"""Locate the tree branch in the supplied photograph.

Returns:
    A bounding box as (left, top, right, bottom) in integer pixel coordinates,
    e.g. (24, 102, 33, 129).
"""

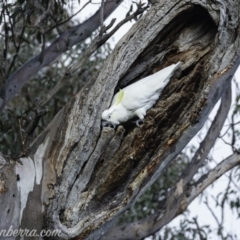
(0, 0, 123, 111)
(100, 83, 233, 240)
(178, 81, 232, 187)
(38, 4, 147, 107)
(32, 0, 52, 28)
(101, 153, 240, 240)
(46, 0, 92, 34)
(99, 0, 105, 37)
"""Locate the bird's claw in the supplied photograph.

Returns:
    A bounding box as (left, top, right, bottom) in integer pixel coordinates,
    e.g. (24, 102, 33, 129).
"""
(133, 119, 144, 127)
(102, 120, 117, 129)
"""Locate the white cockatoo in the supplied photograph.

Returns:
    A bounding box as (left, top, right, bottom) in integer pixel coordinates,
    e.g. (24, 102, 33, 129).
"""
(102, 62, 181, 127)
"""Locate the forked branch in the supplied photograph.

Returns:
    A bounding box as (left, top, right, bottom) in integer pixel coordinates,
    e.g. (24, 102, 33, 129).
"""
(101, 153, 240, 240)
(0, 0, 123, 111)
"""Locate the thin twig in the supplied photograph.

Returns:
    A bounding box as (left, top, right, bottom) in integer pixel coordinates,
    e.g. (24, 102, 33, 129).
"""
(193, 217, 206, 240)
(46, 0, 92, 34)
(4, 0, 27, 77)
(39, 30, 46, 64)
(1, 0, 124, 110)
(99, 0, 105, 37)
(7, 23, 26, 77)
(229, 111, 240, 153)
(231, 175, 240, 191)
(39, 6, 145, 107)
(204, 197, 221, 226)
(219, 136, 240, 153)
(31, 0, 52, 28)
(71, 5, 148, 74)
(220, 171, 232, 226)
(23, 108, 49, 147)
(3, 22, 9, 78)
(18, 118, 24, 148)
(4, 0, 18, 49)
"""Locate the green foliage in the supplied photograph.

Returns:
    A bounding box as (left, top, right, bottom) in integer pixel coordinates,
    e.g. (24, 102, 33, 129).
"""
(157, 218, 211, 240)
(0, 0, 112, 158)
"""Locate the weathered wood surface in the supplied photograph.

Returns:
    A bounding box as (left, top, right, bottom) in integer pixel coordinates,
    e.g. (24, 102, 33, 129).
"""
(0, 0, 239, 239)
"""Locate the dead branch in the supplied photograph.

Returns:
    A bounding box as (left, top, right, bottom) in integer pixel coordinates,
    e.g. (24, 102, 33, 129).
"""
(38, 4, 147, 107)
(101, 153, 240, 240)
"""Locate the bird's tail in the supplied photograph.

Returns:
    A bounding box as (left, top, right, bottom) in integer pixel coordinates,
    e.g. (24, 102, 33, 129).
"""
(145, 61, 182, 90)
(162, 61, 182, 82)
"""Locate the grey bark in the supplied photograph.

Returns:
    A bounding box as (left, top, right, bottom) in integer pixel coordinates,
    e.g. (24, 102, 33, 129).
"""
(101, 153, 240, 240)
(101, 77, 233, 240)
(0, 0, 240, 239)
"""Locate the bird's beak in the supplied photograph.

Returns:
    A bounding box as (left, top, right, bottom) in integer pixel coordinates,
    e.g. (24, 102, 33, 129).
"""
(101, 120, 117, 129)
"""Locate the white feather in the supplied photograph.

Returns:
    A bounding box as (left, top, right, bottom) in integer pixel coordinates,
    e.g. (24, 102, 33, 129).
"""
(102, 62, 181, 125)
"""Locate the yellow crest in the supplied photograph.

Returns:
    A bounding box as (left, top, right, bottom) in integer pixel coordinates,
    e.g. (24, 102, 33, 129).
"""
(115, 89, 124, 105)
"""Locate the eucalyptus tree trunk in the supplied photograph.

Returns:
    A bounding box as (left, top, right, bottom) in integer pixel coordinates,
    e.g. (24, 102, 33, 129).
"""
(1, 0, 240, 239)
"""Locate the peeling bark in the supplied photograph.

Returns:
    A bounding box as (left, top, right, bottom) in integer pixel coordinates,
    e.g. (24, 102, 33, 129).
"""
(101, 153, 240, 240)
(0, 0, 240, 239)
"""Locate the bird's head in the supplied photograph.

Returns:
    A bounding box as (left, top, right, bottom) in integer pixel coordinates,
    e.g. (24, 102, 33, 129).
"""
(101, 107, 120, 126)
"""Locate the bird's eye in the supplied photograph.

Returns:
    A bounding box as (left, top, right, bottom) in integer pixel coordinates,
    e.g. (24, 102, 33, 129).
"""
(108, 115, 111, 119)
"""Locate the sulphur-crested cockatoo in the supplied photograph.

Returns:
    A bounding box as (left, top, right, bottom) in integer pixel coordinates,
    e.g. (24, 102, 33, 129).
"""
(102, 62, 181, 127)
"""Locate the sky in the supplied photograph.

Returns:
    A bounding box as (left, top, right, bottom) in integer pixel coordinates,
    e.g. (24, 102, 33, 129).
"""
(75, 0, 240, 238)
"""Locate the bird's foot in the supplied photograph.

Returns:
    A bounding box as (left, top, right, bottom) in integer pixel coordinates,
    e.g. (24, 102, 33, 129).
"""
(133, 119, 144, 127)
(102, 120, 117, 129)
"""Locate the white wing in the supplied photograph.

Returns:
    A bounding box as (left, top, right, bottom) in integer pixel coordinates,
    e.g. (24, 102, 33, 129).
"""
(118, 62, 181, 111)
